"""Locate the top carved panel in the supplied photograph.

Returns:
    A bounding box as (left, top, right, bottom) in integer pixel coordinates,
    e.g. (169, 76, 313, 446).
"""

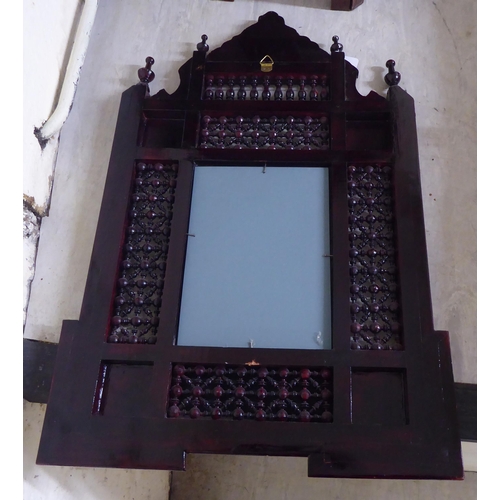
(149, 11, 388, 105)
(206, 12, 331, 63)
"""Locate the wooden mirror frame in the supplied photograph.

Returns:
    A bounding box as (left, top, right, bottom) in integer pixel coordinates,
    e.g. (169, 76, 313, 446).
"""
(37, 12, 463, 479)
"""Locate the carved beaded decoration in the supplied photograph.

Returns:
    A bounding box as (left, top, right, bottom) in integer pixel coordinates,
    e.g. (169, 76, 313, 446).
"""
(108, 162, 178, 344)
(203, 74, 329, 101)
(167, 364, 333, 422)
(200, 115, 329, 150)
(347, 164, 403, 350)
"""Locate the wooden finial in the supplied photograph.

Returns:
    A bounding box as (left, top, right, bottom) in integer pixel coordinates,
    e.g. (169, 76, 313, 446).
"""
(384, 60, 401, 86)
(197, 34, 209, 52)
(330, 36, 343, 54)
(138, 57, 155, 84)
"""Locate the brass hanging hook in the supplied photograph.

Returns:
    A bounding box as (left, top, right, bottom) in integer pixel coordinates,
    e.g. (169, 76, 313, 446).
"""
(260, 55, 274, 72)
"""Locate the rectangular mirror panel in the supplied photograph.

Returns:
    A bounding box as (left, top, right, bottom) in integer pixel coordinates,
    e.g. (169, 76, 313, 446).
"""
(177, 166, 331, 349)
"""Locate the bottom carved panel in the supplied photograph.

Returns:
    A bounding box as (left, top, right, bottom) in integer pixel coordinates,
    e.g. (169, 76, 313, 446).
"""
(167, 363, 333, 422)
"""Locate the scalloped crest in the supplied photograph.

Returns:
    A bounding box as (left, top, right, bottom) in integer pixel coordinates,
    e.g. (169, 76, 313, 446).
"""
(207, 11, 330, 63)
(151, 11, 383, 102)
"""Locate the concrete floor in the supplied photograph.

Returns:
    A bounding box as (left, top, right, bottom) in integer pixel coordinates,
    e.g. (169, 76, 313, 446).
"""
(171, 454, 477, 500)
(24, 1, 476, 498)
(23, 402, 171, 500)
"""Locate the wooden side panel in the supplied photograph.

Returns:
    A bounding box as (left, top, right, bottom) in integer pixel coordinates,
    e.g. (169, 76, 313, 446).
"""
(389, 86, 435, 343)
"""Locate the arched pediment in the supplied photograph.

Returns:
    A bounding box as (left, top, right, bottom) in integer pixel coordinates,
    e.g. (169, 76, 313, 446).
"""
(152, 11, 376, 102)
(207, 11, 330, 63)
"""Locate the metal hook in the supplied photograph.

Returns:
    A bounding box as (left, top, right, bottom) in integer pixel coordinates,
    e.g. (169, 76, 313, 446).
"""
(260, 55, 274, 72)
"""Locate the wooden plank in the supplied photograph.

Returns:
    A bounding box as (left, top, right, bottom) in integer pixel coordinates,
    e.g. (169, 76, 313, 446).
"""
(23, 338, 58, 404)
(455, 383, 477, 442)
(331, 0, 365, 11)
(217, 0, 365, 10)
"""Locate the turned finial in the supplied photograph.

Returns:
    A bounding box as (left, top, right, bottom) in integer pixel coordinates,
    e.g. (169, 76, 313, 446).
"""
(138, 56, 155, 84)
(330, 36, 343, 54)
(384, 60, 401, 86)
(197, 34, 209, 52)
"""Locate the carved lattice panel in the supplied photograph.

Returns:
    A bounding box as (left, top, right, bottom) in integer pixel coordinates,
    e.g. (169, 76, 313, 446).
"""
(199, 115, 329, 149)
(108, 162, 178, 344)
(167, 363, 333, 422)
(347, 164, 403, 350)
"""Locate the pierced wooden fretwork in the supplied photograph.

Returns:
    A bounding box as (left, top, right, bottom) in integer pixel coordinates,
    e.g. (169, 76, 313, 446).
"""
(108, 162, 178, 344)
(347, 164, 403, 350)
(199, 115, 329, 149)
(167, 363, 333, 422)
(203, 74, 329, 101)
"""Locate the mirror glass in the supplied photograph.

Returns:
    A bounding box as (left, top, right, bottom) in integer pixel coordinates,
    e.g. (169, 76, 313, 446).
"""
(176, 166, 331, 349)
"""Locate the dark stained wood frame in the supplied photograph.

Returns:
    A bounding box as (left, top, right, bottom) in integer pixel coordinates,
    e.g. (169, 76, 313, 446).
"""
(37, 12, 463, 479)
